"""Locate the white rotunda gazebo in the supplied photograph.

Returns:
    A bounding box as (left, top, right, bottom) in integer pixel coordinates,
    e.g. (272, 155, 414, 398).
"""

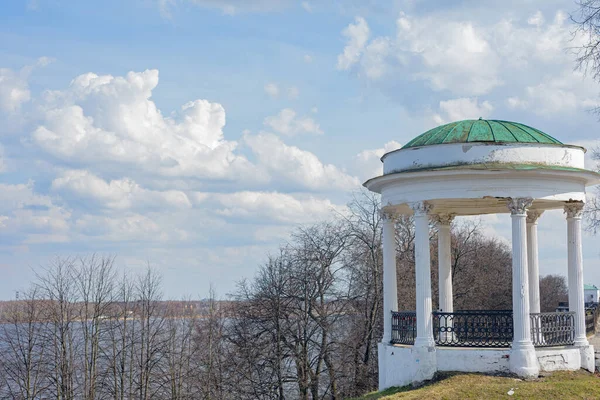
(364, 119, 600, 390)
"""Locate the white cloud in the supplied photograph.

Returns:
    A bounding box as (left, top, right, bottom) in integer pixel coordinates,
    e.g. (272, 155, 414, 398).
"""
(30, 69, 259, 182)
(265, 83, 299, 100)
(395, 13, 501, 95)
(0, 57, 53, 114)
(0, 181, 71, 243)
(433, 97, 493, 124)
(337, 16, 370, 71)
(244, 132, 360, 191)
(361, 37, 391, 79)
(0, 68, 31, 113)
(210, 191, 344, 223)
(263, 108, 323, 136)
(527, 10, 545, 27)
(264, 82, 279, 98)
(506, 71, 600, 115)
(52, 169, 191, 210)
(354, 140, 402, 181)
(303, 54, 313, 63)
(337, 10, 595, 98)
(74, 213, 173, 242)
(301, 1, 312, 12)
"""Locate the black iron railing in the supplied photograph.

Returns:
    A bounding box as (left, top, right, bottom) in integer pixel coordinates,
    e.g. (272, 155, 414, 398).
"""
(530, 312, 575, 347)
(432, 310, 513, 347)
(391, 310, 577, 348)
(391, 311, 416, 345)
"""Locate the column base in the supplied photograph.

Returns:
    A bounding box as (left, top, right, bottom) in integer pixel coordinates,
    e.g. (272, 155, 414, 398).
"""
(510, 341, 539, 378)
(577, 344, 595, 372)
(412, 343, 437, 384)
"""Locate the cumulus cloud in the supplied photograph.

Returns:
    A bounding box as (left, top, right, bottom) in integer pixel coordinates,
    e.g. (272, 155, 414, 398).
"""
(264, 83, 299, 100)
(0, 57, 53, 114)
(263, 108, 323, 135)
(74, 213, 172, 242)
(0, 181, 71, 244)
(336, 10, 597, 99)
(30, 69, 259, 181)
(0, 67, 31, 113)
(52, 169, 192, 210)
(337, 16, 370, 71)
(506, 71, 600, 115)
(264, 82, 279, 98)
(244, 132, 360, 191)
(395, 13, 501, 95)
(354, 141, 402, 181)
(209, 191, 344, 224)
(433, 97, 494, 124)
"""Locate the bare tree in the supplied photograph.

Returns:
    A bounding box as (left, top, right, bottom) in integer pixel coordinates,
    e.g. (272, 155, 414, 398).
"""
(74, 255, 116, 400)
(571, 1, 600, 232)
(540, 275, 569, 312)
(134, 268, 167, 400)
(102, 271, 137, 400)
(573, 0, 600, 85)
(35, 257, 79, 400)
(0, 287, 49, 400)
(339, 191, 383, 396)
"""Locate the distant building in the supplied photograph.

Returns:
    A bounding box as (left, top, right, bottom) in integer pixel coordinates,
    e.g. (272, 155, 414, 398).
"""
(584, 284, 599, 304)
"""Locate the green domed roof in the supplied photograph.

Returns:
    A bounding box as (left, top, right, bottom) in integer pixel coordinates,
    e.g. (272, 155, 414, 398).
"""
(403, 119, 562, 149)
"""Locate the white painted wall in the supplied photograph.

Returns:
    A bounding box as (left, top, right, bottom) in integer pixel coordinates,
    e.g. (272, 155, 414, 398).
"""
(382, 143, 585, 175)
(379, 171, 588, 209)
(379, 345, 588, 391)
(378, 344, 414, 390)
(536, 348, 581, 372)
(436, 348, 510, 373)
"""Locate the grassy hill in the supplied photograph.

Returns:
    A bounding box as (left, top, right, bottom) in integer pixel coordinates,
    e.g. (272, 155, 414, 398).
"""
(355, 371, 600, 400)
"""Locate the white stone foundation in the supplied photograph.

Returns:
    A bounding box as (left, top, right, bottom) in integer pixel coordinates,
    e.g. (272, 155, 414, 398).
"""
(379, 343, 591, 391)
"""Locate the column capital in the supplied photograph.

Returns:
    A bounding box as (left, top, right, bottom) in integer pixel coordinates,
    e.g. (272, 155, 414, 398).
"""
(564, 202, 584, 219)
(380, 209, 398, 221)
(432, 213, 456, 226)
(526, 210, 543, 224)
(507, 197, 533, 216)
(409, 201, 432, 216)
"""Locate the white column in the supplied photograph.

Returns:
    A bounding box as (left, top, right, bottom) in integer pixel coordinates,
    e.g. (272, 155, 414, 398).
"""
(382, 210, 398, 344)
(411, 202, 435, 347)
(526, 211, 542, 314)
(564, 202, 595, 372)
(409, 201, 436, 384)
(434, 214, 455, 314)
(507, 198, 539, 378)
(565, 203, 588, 347)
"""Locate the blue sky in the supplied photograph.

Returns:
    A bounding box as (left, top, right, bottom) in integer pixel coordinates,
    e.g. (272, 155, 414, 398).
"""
(1, 0, 600, 299)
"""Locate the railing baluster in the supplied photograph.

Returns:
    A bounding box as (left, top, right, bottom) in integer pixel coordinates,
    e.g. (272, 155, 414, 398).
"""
(529, 312, 575, 347)
(390, 311, 417, 345)
(431, 310, 513, 348)
(391, 310, 575, 348)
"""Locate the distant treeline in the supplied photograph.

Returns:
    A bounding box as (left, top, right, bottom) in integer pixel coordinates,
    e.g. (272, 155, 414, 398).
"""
(0, 191, 567, 400)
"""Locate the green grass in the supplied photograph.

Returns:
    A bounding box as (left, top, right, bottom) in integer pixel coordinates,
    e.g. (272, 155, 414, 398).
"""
(354, 371, 600, 400)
